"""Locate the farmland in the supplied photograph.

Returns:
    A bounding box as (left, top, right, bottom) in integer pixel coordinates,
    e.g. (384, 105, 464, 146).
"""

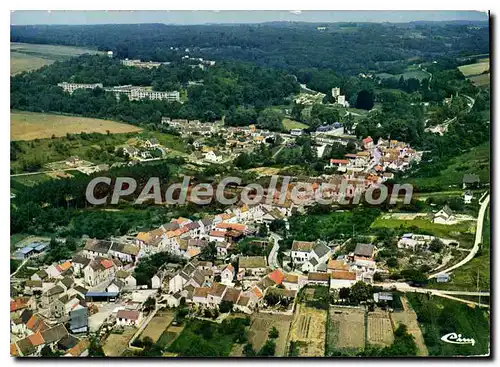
(103, 328, 138, 357)
(367, 310, 394, 348)
(140, 310, 175, 343)
(11, 111, 143, 141)
(458, 58, 490, 87)
(407, 293, 490, 356)
(247, 313, 292, 356)
(326, 306, 365, 355)
(458, 61, 490, 77)
(11, 42, 102, 75)
(289, 304, 327, 356)
(376, 69, 430, 82)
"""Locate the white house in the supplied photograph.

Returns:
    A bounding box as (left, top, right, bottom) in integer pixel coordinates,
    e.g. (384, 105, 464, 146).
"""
(115, 310, 142, 327)
(329, 271, 357, 289)
(464, 190, 473, 204)
(433, 205, 456, 225)
(291, 240, 315, 264)
(221, 264, 235, 285)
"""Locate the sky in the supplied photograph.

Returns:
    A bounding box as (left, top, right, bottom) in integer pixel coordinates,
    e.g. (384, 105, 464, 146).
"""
(10, 10, 489, 26)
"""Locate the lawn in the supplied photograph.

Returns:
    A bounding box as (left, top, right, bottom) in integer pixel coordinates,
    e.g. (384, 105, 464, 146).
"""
(376, 70, 430, 82)
(407, 293, 490, 356)
(282, 118, 308, 131)
(11, 111, 143, 141)
(371, 216, 475, 246)
(11, 42, 102, 75)
(140, 311, 175, 343)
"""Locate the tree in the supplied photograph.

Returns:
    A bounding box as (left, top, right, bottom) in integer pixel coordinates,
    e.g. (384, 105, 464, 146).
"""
(387, 257, 398, 268)
(349, 281, 373, 304)
(257, 108, 284, 131)
(243, 343, 256, 356)
(200, 242, 217, 261)
(429, 239, 444, 253)
(143, 297, 156, 312)
(219, 300, 233, 313)
(338, 287, 350, 300)
(269, 326, 279, 339)
(258, 339, 276, 356)
(355, 90, 374, 110)
(89, 337, 105, 357)
(258, 223, 268, 237)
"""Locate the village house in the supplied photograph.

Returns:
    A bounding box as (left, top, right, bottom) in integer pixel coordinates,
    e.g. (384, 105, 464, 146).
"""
(330, 271, 357, 289)
(282, 273, 300, 291)
(207, 283, 228, 307)
(306, 272, 330, 287)
(83, 258, 116, 287)
(291, 240, 315, 264)
(221, 287, 241, 310)
(301, 242, 332, 273)
(109, 242, 141, 263)
(239, 256, 268, 277)
(221, 264, 235, 285)
(115, 270, 137, 290)
(116, 310, 143, 327)
(433, 205, 456, 225)
(83, 239, 112, 259)
(353, 243, 375, 261)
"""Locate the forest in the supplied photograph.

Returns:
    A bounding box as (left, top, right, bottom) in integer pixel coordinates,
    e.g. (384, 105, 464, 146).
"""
(10, 54, 299, 124)
(11, 22, 489, 76)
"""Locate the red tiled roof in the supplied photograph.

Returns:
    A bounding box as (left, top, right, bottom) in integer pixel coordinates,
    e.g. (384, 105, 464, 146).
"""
(330, 271, 356, 280)
(10, 297, 29, 312)
(100, 259, 114, 269)
(28, 331, 45, 347)
(209, 230, 226, 238)
(330, 159, 349, 164)
(116, 310, 140, 321)
(267, 269, 285, 285)
(363, 136, 373, 144)
(10, 343, 20, 356)
(67, 339, 90, 357)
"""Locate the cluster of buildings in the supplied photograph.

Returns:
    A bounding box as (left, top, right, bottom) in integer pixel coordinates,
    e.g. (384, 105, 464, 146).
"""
(117, 137, 165, 160)
(327, 136, 421, 183)
(57, 82, 180, 102)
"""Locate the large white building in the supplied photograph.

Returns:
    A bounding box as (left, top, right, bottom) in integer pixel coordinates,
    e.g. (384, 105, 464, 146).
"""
(104, 85, 180, 102)
(57, 82, 103, 94)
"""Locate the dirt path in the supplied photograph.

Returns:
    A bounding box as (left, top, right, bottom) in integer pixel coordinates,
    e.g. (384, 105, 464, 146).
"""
(391, 296, 428, 356)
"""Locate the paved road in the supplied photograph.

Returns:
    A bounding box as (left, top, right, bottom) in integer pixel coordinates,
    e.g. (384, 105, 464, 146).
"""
(268, 232, 282, 269)
(428, 193, 489, 279)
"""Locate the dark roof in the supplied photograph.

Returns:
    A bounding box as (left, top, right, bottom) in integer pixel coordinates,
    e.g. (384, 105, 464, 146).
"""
(442, 205, 454, 217)
(36, 269, 48, 279)
(57, 334, 79, 350)
(222, 287, 241, 303)
(201, 217, 213, 226)
(41, 324, 69, 344)
(309, 257, 319, 266)
(72, 254, 90, 267)
(73, 285, 88, 296)
(110, 241, 140, 256)
(163, 222, 180, 231)
(209, 283, 227, 297)
(313, 242, 330, 258)
(20, 309, 33, 324)
(186, 221, 201, 230)
(46, 285, 65, 297)
(354, 243, 374, 258)
(84, 239, 112, 254)
(16, 337, 35, 356)
(60, 277, 74, 289)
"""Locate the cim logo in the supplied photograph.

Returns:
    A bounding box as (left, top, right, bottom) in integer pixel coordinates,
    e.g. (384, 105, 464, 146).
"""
(441, 333, 475, 346)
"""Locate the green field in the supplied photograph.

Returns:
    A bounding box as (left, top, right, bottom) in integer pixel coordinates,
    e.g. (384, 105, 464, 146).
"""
(11, 42, 102, 75)
(468, 73, 490, 87)
(407, 293, 490, 356)
(371, 216, 475, 247)
(410, 142, 490, 189)
(282, 118, 308, 131)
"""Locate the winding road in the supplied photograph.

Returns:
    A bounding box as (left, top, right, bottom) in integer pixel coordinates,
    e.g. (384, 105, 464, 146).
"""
(268, 232, 282, 269)
(428, 193, 490, 279)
